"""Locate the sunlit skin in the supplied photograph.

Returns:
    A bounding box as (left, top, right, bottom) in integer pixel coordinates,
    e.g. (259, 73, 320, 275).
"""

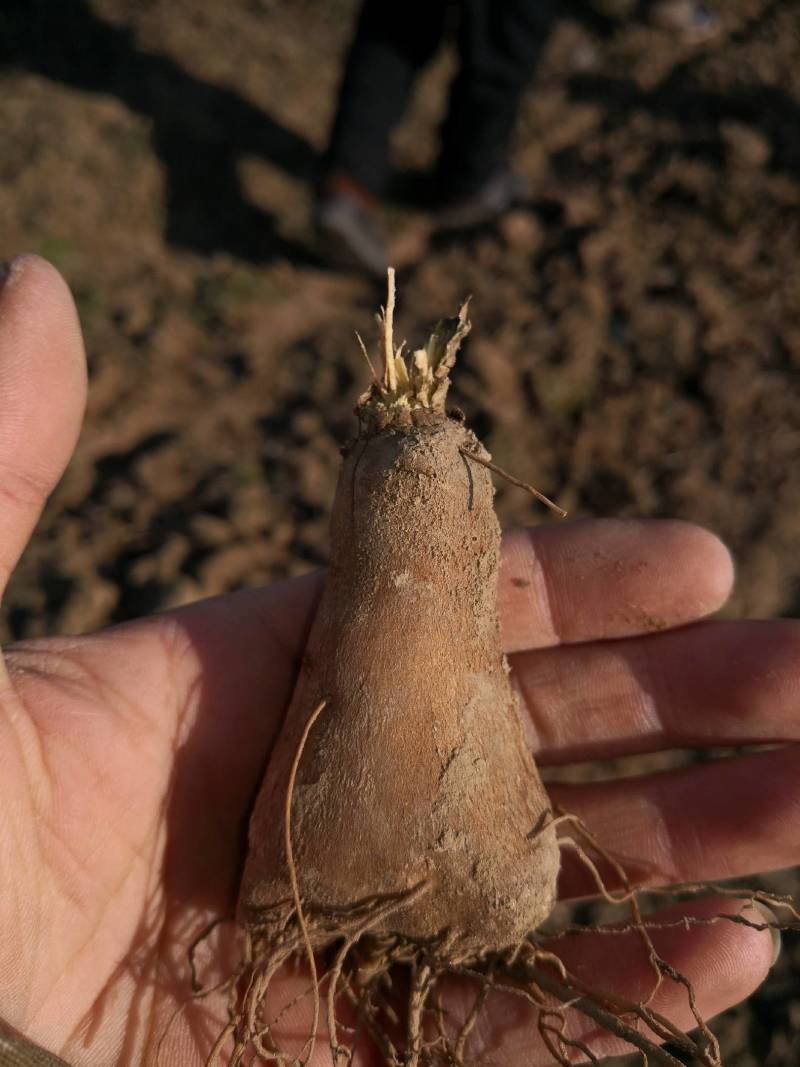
(0, 255, 798, 1065)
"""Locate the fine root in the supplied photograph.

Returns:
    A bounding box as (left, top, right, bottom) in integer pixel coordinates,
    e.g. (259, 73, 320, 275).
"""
(208, 921, 730, 1066)
(207, 799, 799, 1066)
(458, 447, 567, 518)
(207, 698, 797, 1066)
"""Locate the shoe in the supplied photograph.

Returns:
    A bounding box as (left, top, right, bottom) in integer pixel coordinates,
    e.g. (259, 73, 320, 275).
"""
(436, 168, 532, 232)
(649, 1, 721, 44)
(315, 183, 388, 280)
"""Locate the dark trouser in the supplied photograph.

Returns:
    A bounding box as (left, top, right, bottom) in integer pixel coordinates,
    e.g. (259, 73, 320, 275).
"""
(324, 0, 556, 199)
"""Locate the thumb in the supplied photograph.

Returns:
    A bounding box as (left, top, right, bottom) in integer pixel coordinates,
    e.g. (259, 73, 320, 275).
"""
(0, 255, 87, 600)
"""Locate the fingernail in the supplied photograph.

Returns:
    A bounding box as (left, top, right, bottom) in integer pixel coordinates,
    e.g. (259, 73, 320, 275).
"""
(752, 901, 782, 966)
(0, 255, 30, 301)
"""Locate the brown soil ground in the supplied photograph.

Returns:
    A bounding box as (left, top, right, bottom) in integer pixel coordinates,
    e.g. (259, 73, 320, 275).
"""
(1, 0, 799, 1062)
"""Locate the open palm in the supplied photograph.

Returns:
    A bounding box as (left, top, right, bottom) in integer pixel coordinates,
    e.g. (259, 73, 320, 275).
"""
(1, 256, 797, 1066)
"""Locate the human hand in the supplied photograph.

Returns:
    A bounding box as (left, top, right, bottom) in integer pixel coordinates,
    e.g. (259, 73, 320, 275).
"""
(0, 256, 796, 1065)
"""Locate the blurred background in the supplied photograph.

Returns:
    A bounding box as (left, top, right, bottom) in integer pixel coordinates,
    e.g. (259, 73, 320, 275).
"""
(1, 0, 798, 1061)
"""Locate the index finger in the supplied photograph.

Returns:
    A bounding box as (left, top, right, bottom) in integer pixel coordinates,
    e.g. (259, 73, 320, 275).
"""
(499, 519, 734, 653)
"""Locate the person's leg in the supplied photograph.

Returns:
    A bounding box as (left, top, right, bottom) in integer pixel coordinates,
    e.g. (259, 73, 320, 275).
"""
(437, 0, 557, 201)
(324, 0, 450, 197)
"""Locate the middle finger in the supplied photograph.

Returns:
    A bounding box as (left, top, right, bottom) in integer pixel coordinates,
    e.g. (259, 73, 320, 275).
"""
(512, 618, 800, 764)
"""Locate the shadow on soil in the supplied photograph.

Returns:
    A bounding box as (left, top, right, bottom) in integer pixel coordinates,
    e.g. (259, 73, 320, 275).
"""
(0, 0, 322, 265)
(568, 65, 800, 173)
